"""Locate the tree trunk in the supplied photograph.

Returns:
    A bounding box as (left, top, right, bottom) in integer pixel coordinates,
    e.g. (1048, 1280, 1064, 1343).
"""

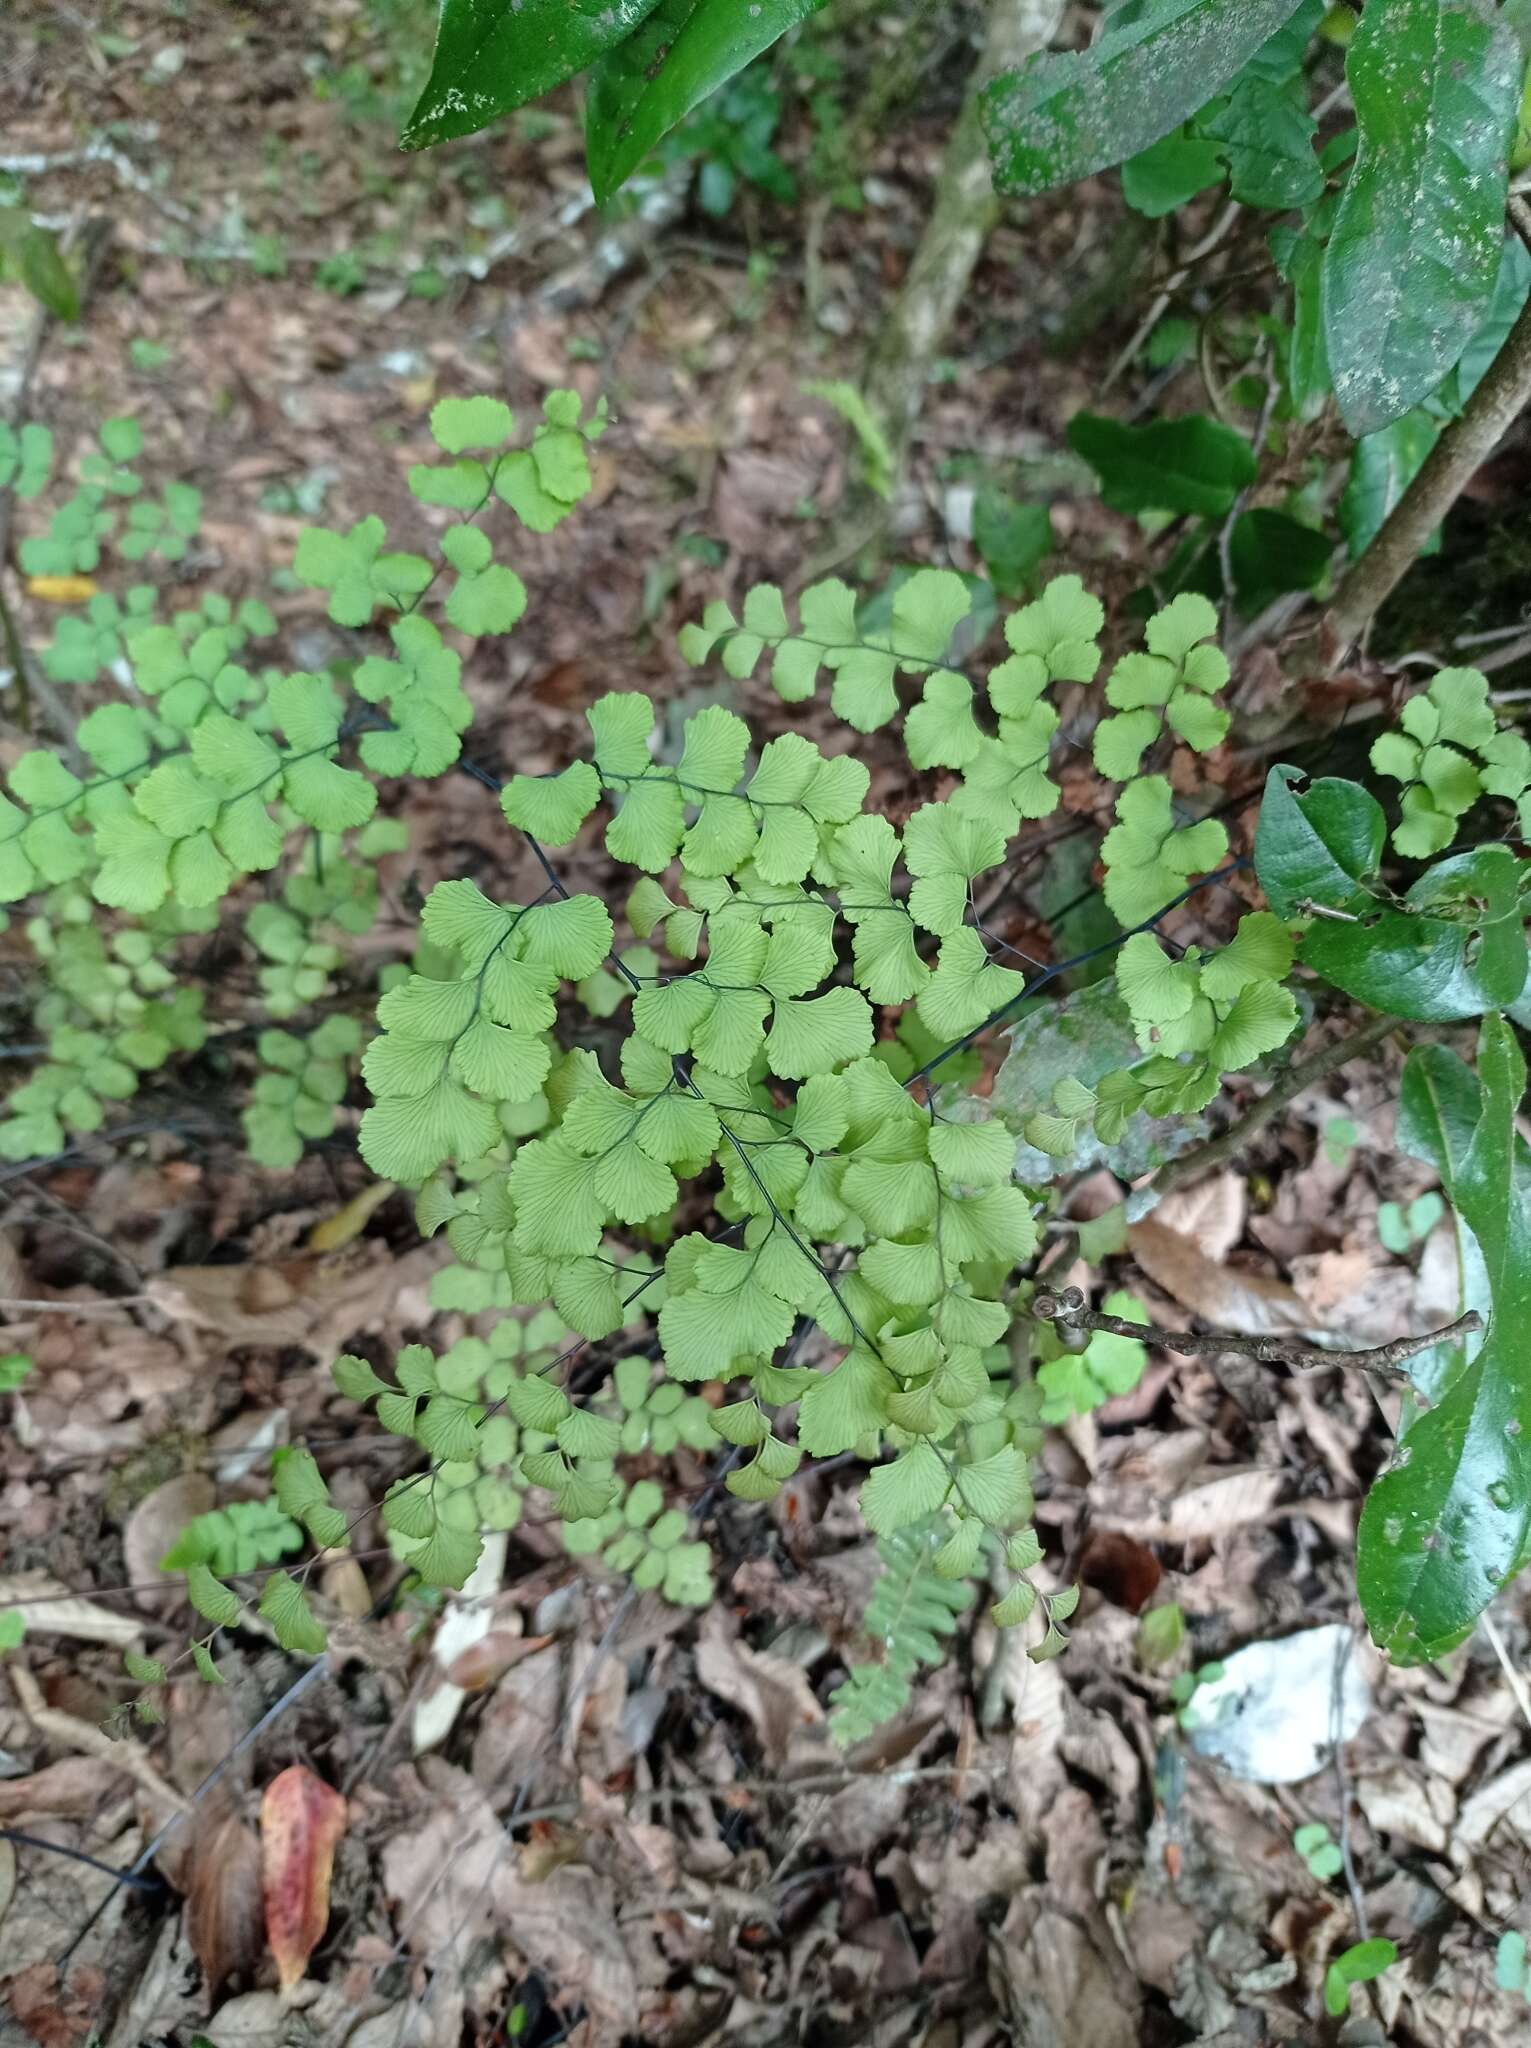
(862, 0, 1064, 480)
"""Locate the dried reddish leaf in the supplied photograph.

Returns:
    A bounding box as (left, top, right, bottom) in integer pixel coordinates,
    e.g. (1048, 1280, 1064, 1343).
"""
(260, 1764, 346, 1992)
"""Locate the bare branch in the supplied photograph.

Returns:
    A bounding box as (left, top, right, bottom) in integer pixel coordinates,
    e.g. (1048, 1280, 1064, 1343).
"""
(1134, 1011, 1397, 1214)
(1325, 284, 1531, 651)
(1030, 1284, 1480, 1382)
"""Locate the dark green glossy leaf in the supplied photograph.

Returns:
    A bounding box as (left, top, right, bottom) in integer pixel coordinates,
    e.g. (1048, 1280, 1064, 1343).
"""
(971, 489, 1053, 598)
(1396, 1042, 1508, 1399)
(1322, 0, 1521, 434)
(1280, 227, 1330, 419)
(1302, 845, 1529, 1022)
(983, 0, 1310, 195)
(1339, 412, 1440, 559)
(1239, 0, 1323, 82)
(1067, 410, 1257, 518)
(402, 0, 665, 151)
(1204, 74, 1321, 210)
(1358, 1017, 1531, 1662)
(1121, 127, 1226, 217)
(1253, 766, 1384, 917)
(1452, 234, 1531, 407)
(586, 0, 827, 204)
(1228, 508, 1332, 609)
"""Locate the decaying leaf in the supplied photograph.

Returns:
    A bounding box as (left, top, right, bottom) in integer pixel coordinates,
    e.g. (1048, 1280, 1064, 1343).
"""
(694, 1608, 826, 1767)
(1127, 1217, 1311, 1335)
(260, 1764, 346, 1992)
(187, 1810, 264, 1992)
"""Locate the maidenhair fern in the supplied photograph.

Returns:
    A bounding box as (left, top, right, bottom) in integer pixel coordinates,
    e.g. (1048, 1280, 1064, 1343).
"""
(829, 1523, 978, 1742)
(6, 373, 1529, 1735)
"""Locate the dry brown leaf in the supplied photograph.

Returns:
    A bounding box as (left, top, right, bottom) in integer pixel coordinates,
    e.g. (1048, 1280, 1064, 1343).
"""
(1153, 1173, 1246, 1261)
(2, 1961, 101, 2048)
(1127, 1218, 1310, 1335)
(444, 1629, 554, 1691)
(8, 1663, 185, 1820)
(383, 1759, 638, 2040)
(147, 1241, 441, 1357)
(1356, 1762, 1455, 1854)
(0, 1835, 15, 1928)
(186, 1811, 264, 1993)
(0, 1758, 121, 1823)
(1454, 1755, 1531, 1856)
(1096, 1465, 1286, 1544)
(988, 1789, 1141, 2045)
(260, 1764, 346, 1992)
(694, 1609, 825, 1767)
(122, 1476, 216, 1605)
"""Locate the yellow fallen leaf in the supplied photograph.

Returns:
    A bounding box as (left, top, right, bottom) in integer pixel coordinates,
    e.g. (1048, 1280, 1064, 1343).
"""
(27, 574, 98, 603)
(262, 1763, 346, 1992)
(307, 1179, 395, 1253)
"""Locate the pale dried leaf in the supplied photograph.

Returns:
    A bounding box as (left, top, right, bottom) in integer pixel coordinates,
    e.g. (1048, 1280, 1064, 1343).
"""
(443, 1629, 554, 1692)
(1355, 1761, 1455, 1854)
(1095, 1464, 1283, 1543)
(694, 1608, 825, 1767)
(1127, 1218, 1310, 1335)
(413, 1531, 507, 1757)
(8, 1662, 185, 1820)
(1454, 1755, 1531, 1855)
(148, 1241, 441, 1357)
(0, 1574, 145, 1646)
(1153, 1173, 1246, 1262)
(0, 1757, 121, 1822)
(122, 1475, 216, 1602)
(385, 1759, 638, 2036)
(990, 1892, 1140, 2045)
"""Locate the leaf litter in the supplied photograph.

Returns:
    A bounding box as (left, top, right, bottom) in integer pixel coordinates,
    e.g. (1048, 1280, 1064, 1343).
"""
(1, 4, 1529, 2046)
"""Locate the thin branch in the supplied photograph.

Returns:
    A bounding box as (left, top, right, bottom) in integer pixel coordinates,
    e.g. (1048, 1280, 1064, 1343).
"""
(1030, 1284, 1479, 1381)
(1480, 1611, 1531, 1736)
(1329, 1632, 1369, 1941)
(1104, 198, 1242, 391)
(1133, 1010, 1397, 1215)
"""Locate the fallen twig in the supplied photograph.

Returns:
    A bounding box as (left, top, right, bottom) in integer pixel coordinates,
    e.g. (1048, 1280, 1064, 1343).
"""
(1030, 1285, 1480, 1381)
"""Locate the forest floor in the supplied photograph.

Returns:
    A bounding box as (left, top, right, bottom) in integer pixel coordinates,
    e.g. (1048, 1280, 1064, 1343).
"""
(2, 4, 1531, 2046)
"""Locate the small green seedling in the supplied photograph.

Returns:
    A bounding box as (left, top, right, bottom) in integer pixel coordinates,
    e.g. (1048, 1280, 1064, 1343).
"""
(1171, 1659, 1226, 1730)
(1496, 1930, 1530, 2001)
(1136, 1601, 1186, 1670)
(1293, 1820, 1344, 1880)
(1377, 1191, 1445, 1255)
(1324, 1937, 1398, 2017)
(1323, 1115, 1359, 1167)
(0, 1351, 33, 1391)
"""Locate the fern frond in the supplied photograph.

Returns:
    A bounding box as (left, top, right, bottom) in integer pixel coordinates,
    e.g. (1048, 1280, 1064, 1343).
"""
(160, 1498, 304, 1577)
(829, 1522, 976, 1743)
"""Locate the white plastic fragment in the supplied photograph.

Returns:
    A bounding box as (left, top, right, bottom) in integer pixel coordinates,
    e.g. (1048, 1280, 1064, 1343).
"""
(1185, 1623, 1372, 1784)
